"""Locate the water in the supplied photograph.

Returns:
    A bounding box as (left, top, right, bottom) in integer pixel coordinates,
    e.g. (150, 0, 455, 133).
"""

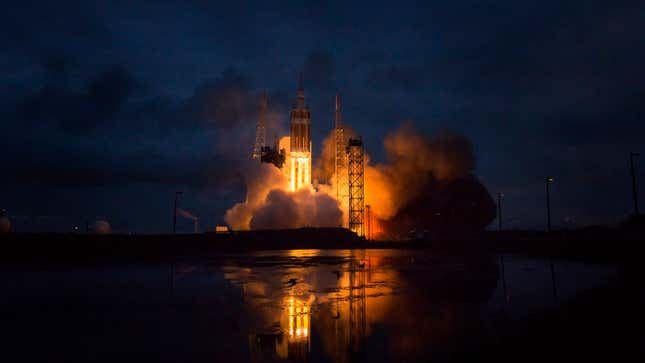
(0, 250, 621, 362)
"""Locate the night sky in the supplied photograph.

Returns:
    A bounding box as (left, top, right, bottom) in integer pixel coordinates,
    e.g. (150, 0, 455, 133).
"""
(1, 0, 644, 233)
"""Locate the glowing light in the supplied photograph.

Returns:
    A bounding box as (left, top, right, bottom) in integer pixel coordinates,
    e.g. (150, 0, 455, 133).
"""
(289, 152, 311, 191)
(286, 296, 310, 339)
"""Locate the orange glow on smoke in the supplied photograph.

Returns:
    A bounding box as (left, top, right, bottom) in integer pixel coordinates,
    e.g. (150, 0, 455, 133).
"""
(225, 123, 468, 240)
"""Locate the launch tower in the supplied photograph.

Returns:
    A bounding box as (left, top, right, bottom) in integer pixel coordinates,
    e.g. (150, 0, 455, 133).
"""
(334, 94, 348, 226)
(252, 91, 267, 160)
(347, 138, 364, 236)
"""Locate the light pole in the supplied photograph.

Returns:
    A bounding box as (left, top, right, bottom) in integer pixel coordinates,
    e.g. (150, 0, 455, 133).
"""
(630, 152, 640, 216)
(545, 177, 554, 232)
(497, 192, 508, 304)
(497, 192, 504, 231)
(545, 177, 558, 304)
(173, 191, 183, 234)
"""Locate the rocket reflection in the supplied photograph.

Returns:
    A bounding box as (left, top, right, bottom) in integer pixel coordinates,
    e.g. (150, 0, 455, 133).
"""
(224, 250, 498, 362)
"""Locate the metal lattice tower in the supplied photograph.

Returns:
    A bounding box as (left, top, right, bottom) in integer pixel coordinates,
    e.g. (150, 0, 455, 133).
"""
(347, 138, 364, 236)
(334, 94, 348, 201)
(252, 91, 267, 160)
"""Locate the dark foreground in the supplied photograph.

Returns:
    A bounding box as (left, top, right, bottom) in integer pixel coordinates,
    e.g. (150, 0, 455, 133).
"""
(0, 248, 642, 362)
(1, 226, 644, 264)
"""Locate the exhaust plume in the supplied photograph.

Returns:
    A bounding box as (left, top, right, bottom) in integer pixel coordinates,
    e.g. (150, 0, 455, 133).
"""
(225, 121, 494, 239)
(224, 160, 342, 230)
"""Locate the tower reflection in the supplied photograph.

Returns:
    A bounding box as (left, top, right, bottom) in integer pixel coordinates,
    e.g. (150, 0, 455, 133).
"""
(348, 253, 367, 355)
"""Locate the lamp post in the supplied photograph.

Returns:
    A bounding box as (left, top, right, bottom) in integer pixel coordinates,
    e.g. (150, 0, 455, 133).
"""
(497, 192, 504, 231)
(545, 177, 554, 232)
(173, 191, 183, 234)
(544, 177, 558, 304)
(497, 192, 508, 304)
(630, 152, 640, 216)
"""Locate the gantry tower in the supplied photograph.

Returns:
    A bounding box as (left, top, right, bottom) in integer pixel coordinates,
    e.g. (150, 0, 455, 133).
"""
(335, 94, 349, 226)
(252, 91, 267, 160)
(347, 138, 364, 236)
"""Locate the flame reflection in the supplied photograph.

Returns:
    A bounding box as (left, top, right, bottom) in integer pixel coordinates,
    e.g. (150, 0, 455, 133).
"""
(227, 249, 498, 362)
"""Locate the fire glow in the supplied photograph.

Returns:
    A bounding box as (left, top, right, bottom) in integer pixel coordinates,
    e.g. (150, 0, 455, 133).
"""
(289, 154, 311, 192)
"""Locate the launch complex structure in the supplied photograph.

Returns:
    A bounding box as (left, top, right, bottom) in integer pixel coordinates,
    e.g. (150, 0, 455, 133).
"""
(252, 78, 366, 236)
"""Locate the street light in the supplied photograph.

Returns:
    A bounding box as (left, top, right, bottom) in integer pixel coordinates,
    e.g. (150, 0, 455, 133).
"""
(497, 192, 504, 231)
(173, 191, 183, 234)
(544, 177, 558, 304)
(497, 192, 508, 304)
(545, 177, 554, 232)
(630, 152, 640, 216)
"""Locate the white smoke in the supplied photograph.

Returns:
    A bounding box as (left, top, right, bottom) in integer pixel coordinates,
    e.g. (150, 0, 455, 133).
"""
(224, 160, 342, 230)
(177, 208, 198, 221)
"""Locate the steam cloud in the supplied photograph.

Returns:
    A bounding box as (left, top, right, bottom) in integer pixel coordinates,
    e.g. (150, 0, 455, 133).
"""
(225, 122, 493, 238)
(176, 208, 198, 221)
(364, 123, 475, 221)
(224, 160, 342, 230)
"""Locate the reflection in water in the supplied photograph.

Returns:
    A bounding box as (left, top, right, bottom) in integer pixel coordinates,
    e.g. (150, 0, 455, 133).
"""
(225, 249, 500, 362)
(0, 250, 621, 362)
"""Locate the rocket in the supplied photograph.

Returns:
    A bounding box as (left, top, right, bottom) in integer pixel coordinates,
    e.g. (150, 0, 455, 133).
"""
(289, 75, 312, 190)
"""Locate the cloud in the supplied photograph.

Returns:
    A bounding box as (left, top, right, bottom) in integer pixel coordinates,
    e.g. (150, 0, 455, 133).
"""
(184, 68, 256, 129)
(40, 52, 74, 79)
(18, 65, 136, 133)
(302, 49, 334, 88)
(87, 66, 135, 120)
(0, 143, 238, 189)
(2, 64, 262, 192)
(365, 64, 426, 90)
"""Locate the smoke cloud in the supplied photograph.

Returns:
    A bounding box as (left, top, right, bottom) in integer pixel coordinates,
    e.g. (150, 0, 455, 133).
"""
(225, 121, 492, 238)
(316, 122, 477, 222)
(224, 160, 342, 230)
(364, 123, 475, 220)
(177, 208, 198, 221)
(251, 188, 342, 229)
(315, 122, 489, 238)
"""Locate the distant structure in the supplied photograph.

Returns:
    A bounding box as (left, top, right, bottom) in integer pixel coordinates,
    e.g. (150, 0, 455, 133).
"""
(215, 225, 229, 233)
(92, 220, 111, 234)
(252, 91, 267, 160)
(261, 134, 286, 169)
(0, 209, 10, 233)
(347, 138, 365, 236)
(334, 94, 349, 226)
(349, 255, 366, 353)
(289, 75, 312, 190)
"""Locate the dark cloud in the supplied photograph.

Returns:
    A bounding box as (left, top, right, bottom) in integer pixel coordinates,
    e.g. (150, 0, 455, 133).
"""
(352, 49, 389, 66)
(184, 68, 256, 129)
(40, 52, 74, 78)
(18, 65, 136, 133)
(365, 64, 426, 90)
(0, 142, 239, 190)
(302, 50, 334, 88)
(87, 66, 135, 120)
